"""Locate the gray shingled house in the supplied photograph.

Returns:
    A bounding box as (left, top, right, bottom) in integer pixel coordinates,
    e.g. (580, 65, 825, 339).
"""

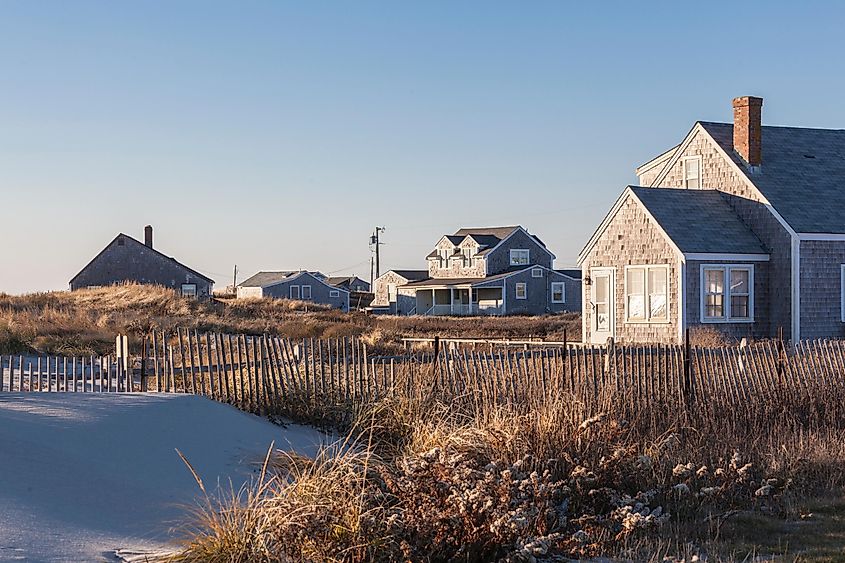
(237, 270, 350, 311)
(385, 226, 581, 316)
(580, 95, 845, 344)
(69, 226, 214, 299)
(371, 270, 429, 314)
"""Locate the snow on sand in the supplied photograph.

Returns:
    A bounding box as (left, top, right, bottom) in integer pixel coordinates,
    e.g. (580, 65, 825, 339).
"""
(0, 393, 328, 562)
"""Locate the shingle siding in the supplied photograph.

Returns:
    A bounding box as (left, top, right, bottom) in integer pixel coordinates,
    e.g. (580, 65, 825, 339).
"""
(799, 241, 845, 339)
(490, 268, 581, 315)
(372, 271, 417, 314)
(581, 194, 681, 344)
(650, 129, 794, 340)
(485, 229, 553, 275)
(70, 235, 213, 299)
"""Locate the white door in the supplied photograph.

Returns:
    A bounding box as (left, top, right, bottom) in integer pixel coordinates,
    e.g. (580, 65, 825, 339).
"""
(590, 268, 615, 344)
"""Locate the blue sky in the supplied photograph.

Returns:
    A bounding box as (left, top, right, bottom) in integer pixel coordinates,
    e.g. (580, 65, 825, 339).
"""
(1, 1, 844, 294)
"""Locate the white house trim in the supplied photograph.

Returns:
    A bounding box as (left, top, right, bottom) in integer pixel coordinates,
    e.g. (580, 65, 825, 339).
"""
(678, 260, 686, 343)
(683, 253, 770, 262)
(799, 233, 845, 241)
(635, 143, 681, 178)
(841, 264, 845, 323)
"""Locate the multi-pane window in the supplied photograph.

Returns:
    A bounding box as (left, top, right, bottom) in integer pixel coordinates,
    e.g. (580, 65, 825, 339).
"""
(302, 285, 312, 300)
(329, 289, 340, 298)
(625, 265, 668, 322)
(532, 267, 543, 278)
(683, 156, 701, 189)
(515, 282, 527, 299)
(290, 286, 300, 300)
(510, 249, 530, 266)
(551, 282, 565, 303)
(181, 284, 197, 298)
(701, 266, 753, 322)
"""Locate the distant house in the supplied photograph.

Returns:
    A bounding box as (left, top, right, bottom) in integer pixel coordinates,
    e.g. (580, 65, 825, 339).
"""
(69, 226, 214, 299)
(325, 276, 371, 293)
(379, 226, 581, 316)
(579, 95, 845, 344)
(236, 270, 350, 311)
(372, 270, 429, 314)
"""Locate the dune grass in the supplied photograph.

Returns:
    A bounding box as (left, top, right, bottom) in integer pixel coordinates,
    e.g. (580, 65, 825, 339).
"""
(0, 284, 580, 356)
(171, 380, 845, 562)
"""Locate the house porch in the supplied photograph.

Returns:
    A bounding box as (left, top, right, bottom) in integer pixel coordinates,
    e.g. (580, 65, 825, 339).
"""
(414, 285, 503, 316)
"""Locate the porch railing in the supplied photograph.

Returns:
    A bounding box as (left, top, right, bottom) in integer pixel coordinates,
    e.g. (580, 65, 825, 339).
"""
(423, 303, 503, 316)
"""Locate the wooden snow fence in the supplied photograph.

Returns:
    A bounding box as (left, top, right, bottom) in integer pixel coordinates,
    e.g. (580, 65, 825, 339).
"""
(2, 329, 845, 416)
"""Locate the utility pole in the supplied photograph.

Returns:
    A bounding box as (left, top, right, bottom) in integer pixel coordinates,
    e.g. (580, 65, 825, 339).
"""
(232, 265, 238, 295)
(369, 226, 386, 285)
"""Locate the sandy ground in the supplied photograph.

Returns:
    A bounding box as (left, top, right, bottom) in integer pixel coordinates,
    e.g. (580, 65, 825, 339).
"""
(0, 393, 328, 562)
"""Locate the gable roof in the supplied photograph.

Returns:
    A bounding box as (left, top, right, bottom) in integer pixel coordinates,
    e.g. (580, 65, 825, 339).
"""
(263, 270, 350, 293)
(698, 121, 845, 234)
(238, 271, 296, 288)
(630, 187, 768, 254)
(388, 269, 429, 282)
(326, 276, 369, 288)
(70, 233, 214, 285)
(579, 186, 769, 265)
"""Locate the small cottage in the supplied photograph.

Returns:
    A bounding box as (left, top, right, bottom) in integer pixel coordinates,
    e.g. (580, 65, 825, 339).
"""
(69, 226, 214, 299)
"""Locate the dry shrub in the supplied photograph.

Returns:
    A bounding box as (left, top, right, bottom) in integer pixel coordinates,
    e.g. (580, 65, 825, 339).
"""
(174, 386, 845, 562)
(688, 325, 734, 347)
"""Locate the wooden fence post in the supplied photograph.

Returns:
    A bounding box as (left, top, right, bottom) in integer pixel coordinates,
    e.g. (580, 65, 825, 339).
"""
(683, 328, 692, 409)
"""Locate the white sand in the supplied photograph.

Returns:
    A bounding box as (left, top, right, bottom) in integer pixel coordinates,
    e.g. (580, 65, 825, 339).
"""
(0, 393, 327, 562)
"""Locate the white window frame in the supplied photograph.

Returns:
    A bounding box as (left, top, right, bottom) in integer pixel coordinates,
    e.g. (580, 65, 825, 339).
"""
(510, 249, 530, 266)
(700, 264, 754, 323)
(531, 267, 543, 278)
(682, 155, 702, 189)
(515, 282, 527, 300)
(551, 282, 565, 303)
(330, 289, 340, 298)
(301, 285, 312, 300)
(624, 265, 670, 324)
(181, 283, 197, 298)
(290, 285, 300, 300)
(841, 265, 845, 322)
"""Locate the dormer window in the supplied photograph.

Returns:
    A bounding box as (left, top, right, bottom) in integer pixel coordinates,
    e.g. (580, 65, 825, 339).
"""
(439, 248, 451, 266)
(682, 156, 701, 189)
(510, 249, 530, 266)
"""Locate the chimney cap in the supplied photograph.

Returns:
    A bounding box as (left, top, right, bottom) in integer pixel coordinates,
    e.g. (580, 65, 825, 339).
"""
(732, 96, 763, 107)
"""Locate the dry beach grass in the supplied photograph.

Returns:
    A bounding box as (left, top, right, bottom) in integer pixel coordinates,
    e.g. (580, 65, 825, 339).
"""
(172, 382, 845, 562)
(0, 284, 580, 356)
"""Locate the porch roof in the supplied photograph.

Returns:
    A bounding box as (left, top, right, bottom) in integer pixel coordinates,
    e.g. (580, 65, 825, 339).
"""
(402, 270, 514, 289)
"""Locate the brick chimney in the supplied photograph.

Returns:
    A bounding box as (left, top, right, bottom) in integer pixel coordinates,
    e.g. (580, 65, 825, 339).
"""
(144, 225, 153, 249)
(732, 96, 763, 166)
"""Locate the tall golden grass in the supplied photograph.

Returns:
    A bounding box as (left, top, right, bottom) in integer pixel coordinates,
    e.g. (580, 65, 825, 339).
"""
(0, 284, 580, 356)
